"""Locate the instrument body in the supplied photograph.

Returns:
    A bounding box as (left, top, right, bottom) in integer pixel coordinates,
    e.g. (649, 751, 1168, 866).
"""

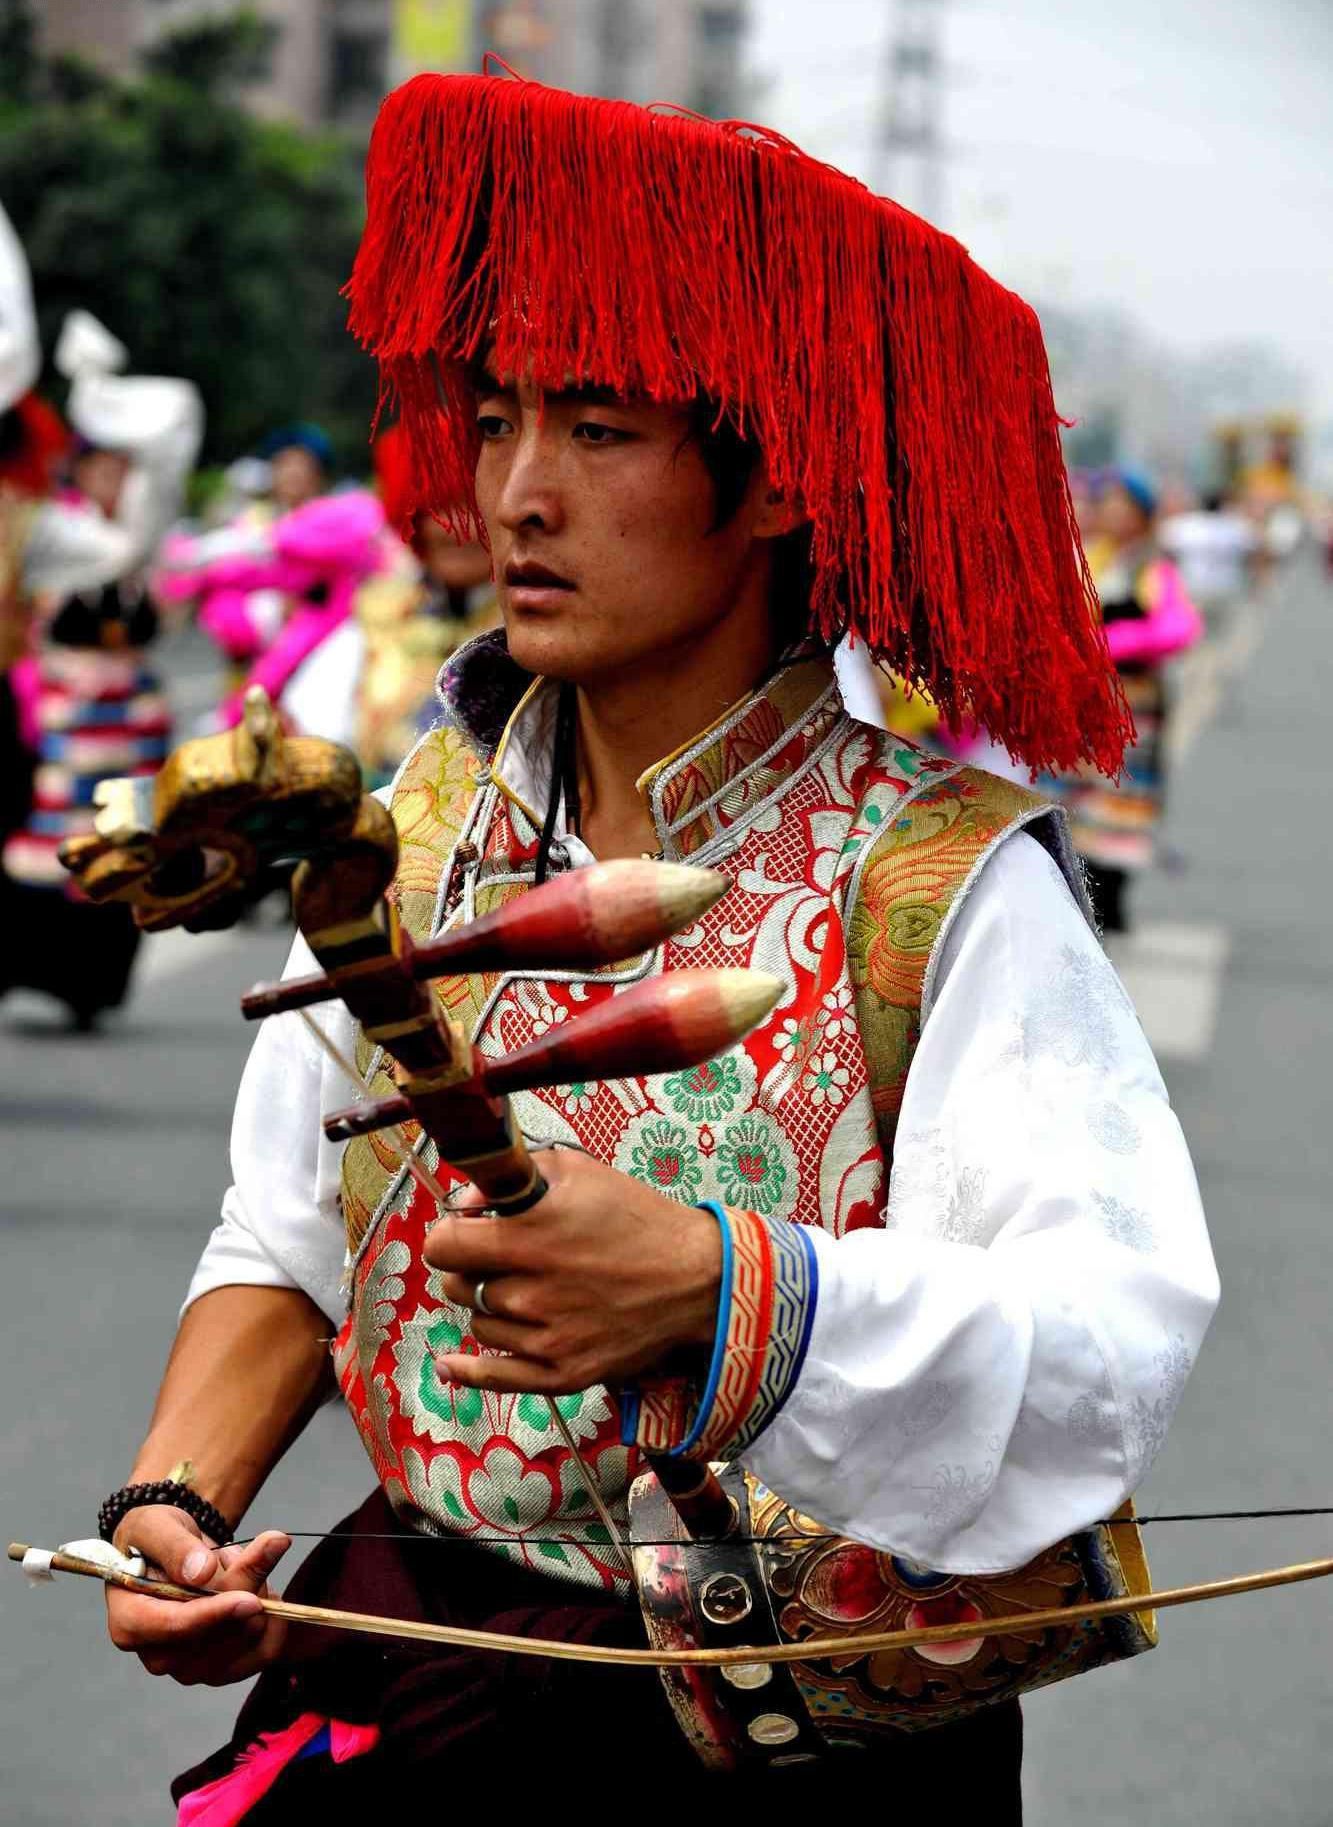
(630, 1467, 1156, 1769)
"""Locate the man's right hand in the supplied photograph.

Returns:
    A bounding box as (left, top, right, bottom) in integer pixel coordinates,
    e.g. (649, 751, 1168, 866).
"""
(105, 1506, 291, 1687)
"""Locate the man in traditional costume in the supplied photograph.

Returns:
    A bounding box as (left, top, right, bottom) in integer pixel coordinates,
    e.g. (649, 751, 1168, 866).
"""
(95, 74, 1217, 1817)
(2, 307, 201, 1026)
(1043, 467, 1203, 934)
(0, 213, 202, 1026)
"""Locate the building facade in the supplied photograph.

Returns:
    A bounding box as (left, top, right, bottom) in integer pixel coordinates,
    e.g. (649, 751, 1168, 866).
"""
(38, 1, 752, 129)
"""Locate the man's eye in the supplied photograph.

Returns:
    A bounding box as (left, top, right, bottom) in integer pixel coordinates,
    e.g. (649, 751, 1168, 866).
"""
(572, 421, 629, 445)
(476, 414, 511, 439)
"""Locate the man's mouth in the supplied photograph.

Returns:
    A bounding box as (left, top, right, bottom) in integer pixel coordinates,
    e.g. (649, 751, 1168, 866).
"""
(504, 560, 576, 596)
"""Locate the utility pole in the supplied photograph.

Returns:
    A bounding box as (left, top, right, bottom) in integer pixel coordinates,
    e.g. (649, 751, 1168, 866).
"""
(875, 0, 948, 226)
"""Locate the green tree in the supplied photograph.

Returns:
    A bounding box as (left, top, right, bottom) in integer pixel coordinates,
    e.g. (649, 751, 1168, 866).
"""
(0, 5, 376, 471)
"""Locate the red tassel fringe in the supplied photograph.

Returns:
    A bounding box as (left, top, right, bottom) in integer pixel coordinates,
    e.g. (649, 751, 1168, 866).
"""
(347, 74, 1131, 776)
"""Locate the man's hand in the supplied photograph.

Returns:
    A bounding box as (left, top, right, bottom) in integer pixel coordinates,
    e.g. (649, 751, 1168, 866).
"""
(105, 1506, 290, 1687)
(424, 1150, 722, 1394)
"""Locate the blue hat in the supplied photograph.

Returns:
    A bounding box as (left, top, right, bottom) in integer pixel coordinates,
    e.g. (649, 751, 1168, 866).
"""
(1111, 465, 1158, 521)
(257, 421, 333, 469)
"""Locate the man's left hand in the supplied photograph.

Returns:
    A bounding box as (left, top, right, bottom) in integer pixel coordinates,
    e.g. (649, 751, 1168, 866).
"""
(424, 1151, 722, 1395)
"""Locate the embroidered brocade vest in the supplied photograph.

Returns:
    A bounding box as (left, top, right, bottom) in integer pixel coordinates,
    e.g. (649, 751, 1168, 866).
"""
(332, 657, 1086, 1592)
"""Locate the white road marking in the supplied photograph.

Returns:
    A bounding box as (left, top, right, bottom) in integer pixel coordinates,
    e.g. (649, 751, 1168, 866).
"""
(1167, 598, 1263, 766)
(1105, 921, 1230, 1062)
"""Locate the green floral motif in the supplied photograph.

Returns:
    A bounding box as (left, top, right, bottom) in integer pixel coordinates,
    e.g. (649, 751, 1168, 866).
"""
(893, 746, 930, 776)
(624, 1119, 703, 1201)
(841, 800, 885, 857)
(416, 1316, 485, 1429)
(663, 1054, 745, 1123)
(393, 1304, 486, 1441)
(559, 1082, 594, 1115)
(773, 1016, 815, 1060)
(716, 1115, 793, 1215)
(516, 1390, 597, 1438)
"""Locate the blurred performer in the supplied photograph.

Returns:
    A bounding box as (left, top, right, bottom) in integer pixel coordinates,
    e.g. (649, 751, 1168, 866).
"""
(1158, 488, 1259, 628)
(1242, 415, 1306, 560)
(280, 425, 499, 776)
(96, 76, 1214, 1819)
(158, 489, 388, 742)
(2, 308, 202, 1027)
(1050, 468, 1203, 933)
(348, 423, 497, 785)
(260, 421, 334, 514)
(187, 423, 336, 676)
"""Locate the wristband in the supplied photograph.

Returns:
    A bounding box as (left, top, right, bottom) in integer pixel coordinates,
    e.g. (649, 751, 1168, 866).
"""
(97, 1480, 234, 1549)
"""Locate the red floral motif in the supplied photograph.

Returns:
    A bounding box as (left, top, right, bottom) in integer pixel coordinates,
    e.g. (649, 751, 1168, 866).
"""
(733, 1148, 767, 1186)
(905, 1594, 986, 1666)
(802, 1544, 895, 1624)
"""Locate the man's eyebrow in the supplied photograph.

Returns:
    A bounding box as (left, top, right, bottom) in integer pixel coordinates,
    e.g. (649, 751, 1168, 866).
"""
(464, 362, 627, 409)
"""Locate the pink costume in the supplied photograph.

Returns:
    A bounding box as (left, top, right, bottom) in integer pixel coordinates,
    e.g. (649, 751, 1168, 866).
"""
(158, 492, 386, 719)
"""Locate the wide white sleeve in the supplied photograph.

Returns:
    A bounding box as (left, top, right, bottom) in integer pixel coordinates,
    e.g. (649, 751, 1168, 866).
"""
(183, 934, 354, 1327)
(22, 500, 138, 598)
(743, 831, 1219, 1574)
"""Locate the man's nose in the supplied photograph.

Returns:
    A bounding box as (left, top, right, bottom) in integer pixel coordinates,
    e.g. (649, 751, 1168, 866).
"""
(495, 426, 564, 535)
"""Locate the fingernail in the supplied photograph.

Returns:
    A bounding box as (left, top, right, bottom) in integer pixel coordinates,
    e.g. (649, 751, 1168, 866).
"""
(182, 1549, 210, 1583)
(233, 1593, 262, 1618)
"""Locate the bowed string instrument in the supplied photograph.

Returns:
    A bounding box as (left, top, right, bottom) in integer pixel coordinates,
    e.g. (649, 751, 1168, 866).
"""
(13, 688, 1333, 1682)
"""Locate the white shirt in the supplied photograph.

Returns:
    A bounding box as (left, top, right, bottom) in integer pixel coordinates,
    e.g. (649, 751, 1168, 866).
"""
(187, 793, 1217, 1574)
(1159, 510, 1256, 603)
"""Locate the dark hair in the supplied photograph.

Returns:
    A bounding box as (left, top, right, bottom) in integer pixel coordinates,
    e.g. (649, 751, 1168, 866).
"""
(685, 398, 836, 656)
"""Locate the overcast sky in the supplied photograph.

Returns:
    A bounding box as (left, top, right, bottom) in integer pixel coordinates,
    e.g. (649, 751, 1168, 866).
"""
(751, 0, 1333, 432)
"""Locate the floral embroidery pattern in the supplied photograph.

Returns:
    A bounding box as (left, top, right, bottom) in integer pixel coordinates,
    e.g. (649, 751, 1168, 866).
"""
(715, 1115, 794, 1214)
(804, 1050, 851, 1109)
(1016, 944, 1125, 1074)
(559, 1081, 594, 1115)
(899, 1379, 956, 1442)
(819, 983, 855, 1043)
(1092, 1189, 1156, 1252)
(1088, 1099, 1142, 1156)
(1125, 1333, 1193, 1481)
(919, 1461, 995, 1533)
(529, 1000, 568, 1036)
(774, 1014, 815, 1057)
(1066, 1372, 1122, 1452)
(393, 1306, 485, 1440)
(943, 1163, 989, 1244)
(663, 1054, 746, 1123)
(618, 1117, 704, 1201)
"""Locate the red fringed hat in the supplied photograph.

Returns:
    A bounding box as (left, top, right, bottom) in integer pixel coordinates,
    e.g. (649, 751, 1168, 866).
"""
(348, 70, 1129, 774)
(371, 421, 421, 542)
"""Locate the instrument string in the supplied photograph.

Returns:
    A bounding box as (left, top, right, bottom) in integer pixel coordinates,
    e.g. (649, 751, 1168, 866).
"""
(233, 1506, 1333, 1551)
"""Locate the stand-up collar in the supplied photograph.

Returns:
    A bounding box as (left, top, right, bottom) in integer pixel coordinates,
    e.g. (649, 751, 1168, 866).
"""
(439, 632, 845, 862)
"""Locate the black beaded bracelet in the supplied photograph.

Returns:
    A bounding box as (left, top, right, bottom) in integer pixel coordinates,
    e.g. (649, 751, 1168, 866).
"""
(98, 1481, 234, 1549)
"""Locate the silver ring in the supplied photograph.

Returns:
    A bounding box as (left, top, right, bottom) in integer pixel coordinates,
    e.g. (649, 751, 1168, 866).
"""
(473, 1279, 494, 1318)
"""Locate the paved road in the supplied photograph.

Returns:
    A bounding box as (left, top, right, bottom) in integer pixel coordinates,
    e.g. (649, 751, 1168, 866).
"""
(3, 575, 1331, 1822)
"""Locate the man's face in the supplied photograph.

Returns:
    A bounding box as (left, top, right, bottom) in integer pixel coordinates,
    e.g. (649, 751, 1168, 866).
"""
(74, 449, 130, 519)
(416, 513, 492, 592)
(269, 445, 325, 512)
(1099, 484, 1150, 545)
(471, 371, 774, 684)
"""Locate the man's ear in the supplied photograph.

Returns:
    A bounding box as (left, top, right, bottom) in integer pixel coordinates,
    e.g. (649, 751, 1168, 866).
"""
(751, 475, 809, 541)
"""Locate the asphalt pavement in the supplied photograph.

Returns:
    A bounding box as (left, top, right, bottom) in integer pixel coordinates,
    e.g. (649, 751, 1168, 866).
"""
(3, 571, 1332, 1823)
